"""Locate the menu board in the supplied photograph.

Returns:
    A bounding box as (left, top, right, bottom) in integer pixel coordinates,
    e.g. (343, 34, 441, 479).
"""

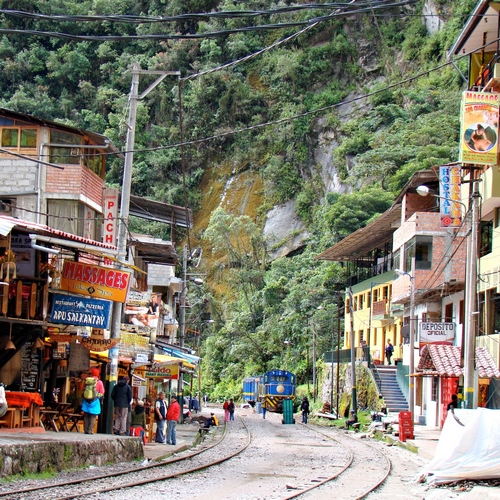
(21, 341, 40, 392)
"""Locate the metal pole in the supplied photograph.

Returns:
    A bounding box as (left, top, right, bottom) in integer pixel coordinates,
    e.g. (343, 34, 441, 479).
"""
(348, 287, 357, 413)
(178, 243, 188, 422)
(106, 62, 140, 434)
(464, 175, 479, 409)
(312, 319, 317, 403)
(336, 302, 341, 419)
(408, 257, 416, 422)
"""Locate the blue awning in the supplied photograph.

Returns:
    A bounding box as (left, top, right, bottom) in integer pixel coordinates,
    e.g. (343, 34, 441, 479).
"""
(159, 346, 200, 365)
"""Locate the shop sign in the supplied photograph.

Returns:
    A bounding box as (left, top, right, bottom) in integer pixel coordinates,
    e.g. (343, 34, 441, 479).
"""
(459, 91, 499, 165)
(60, 261, 131, 303)
(50, 293, 112, 329)
(81, 337, 119, 351)
(146, 364, 179, 380)
(103, 188, 119, 245)
(439, 165, 462, 228)
(419, 322, 455, 345)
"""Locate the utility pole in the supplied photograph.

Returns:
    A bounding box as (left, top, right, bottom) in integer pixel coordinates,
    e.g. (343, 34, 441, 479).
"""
(408, 257, 416, 422)
(348, 287, 357, 414)
(312, 319, 317, 402)
(105, 64, 180, 434)
(178, 243, 188, 422)
(464, 172, 480, 409)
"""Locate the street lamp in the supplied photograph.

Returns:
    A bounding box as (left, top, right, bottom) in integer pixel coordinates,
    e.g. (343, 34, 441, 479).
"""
(394, 265, 415, 421)
(417, 182, 478, 408)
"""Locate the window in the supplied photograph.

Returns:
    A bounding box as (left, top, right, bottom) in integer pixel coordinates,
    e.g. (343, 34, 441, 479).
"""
(1, 127, 37, 150)
(431, 377, 438, 402)
(47, 201, 98, 239)
(444, 303, 453, 323)
(405, 236, 433, 271)
(0, 198, 14, 214)
(479, 221, 493, 257)
(393, 248, 400, 273)
(49, 130, 81, 165)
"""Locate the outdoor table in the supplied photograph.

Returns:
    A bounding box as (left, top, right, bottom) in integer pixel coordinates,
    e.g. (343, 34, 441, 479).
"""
(60, 412, 84, 432)
(40, 408, 60, 432)
(5, 391, 43, 427)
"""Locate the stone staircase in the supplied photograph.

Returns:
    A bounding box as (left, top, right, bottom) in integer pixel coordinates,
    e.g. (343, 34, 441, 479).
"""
(373, 365, 409, 413)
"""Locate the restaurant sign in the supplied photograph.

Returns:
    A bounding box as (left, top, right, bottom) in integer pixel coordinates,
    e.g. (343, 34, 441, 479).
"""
(145, 364, 179, 380)
(60, 261, 131, 303)
(419, 322, 455, 345)
(50, 293, 112, 329)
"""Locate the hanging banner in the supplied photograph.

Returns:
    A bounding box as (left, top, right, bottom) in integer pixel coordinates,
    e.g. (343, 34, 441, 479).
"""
(459, 91, 499, 165)
(439, 165, 462, 227)
(50, 293, 112, 329)
(103, 188, 119, 246)
(60, 261, 131, 302)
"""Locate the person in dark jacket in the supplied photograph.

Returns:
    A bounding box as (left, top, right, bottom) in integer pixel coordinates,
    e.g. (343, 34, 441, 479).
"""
(155, 391, 168, 443)
(301, 396, 310, 424)
(111, 376, 132, 436)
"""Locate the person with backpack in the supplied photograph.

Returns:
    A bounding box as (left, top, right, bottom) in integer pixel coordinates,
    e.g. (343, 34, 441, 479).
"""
(111, 375, 132, 436)
(81, 367, 105, 434)
(130, 400, 147, 444)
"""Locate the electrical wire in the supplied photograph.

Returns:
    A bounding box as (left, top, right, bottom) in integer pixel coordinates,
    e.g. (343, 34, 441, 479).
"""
(0, 1, 418, 42)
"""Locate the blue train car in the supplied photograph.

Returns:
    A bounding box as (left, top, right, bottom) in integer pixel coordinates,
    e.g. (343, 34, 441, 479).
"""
(242, 370, 297, 413)
(242, 376, 261, 406)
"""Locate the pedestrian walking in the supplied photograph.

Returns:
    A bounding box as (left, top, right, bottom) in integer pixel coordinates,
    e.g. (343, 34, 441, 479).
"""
(166, 395, 181, 445)
(223, 399, 230, 422)
(301, 396, 310, 424)
(111, 375, 132, 435)
(385, 339, 394, 365)
(229, 398, 235, 421)
(262, 401, 267, 419)
(154, 391, 168, 443)
(81, 367, 105, 434)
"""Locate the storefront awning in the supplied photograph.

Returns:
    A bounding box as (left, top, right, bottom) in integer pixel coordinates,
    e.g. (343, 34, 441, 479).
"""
(157, 346, 199, 365)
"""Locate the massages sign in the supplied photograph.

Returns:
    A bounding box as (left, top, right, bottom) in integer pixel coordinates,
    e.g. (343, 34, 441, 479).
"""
(60, 261, 131, 303)
(459, 91, 499, 165)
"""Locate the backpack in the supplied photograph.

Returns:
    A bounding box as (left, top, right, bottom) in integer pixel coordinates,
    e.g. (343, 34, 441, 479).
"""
(83, 377, 97, 402)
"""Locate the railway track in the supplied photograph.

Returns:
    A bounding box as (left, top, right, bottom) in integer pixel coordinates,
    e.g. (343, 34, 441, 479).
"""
(1, 412, 395, 500)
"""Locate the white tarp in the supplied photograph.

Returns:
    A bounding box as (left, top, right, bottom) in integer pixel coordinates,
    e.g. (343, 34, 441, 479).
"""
(417, 408, 500, 485)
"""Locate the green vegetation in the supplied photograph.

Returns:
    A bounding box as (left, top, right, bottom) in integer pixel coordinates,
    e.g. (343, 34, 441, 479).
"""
(0, 1, 473, 404)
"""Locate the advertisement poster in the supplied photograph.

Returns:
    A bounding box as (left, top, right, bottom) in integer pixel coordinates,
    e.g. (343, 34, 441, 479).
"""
(50, 293, 112, 329)
(459, 91, 499, 165)
(439, 165, 462, 227)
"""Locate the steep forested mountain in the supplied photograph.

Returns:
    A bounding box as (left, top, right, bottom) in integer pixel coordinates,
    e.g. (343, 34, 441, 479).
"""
(0, 0, 477, 399)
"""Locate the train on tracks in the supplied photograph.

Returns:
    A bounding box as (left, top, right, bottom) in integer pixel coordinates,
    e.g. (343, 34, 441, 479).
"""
(242, 369, 296, 413)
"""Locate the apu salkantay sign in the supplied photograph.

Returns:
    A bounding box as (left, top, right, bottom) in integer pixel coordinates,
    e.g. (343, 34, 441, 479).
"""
(50, 293, 112, 329)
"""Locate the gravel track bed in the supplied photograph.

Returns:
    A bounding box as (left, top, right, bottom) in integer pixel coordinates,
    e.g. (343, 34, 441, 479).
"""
(0, 410, 467, 500)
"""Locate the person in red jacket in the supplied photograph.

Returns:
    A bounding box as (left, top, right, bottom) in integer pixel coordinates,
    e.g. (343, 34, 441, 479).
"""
(166, 395, 181, 445)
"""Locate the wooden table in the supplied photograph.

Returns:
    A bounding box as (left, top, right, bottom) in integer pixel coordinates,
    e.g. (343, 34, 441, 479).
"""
(5, 392, 43, 428)
(40, 408, 60, 432)
(60, 412, 84, 432)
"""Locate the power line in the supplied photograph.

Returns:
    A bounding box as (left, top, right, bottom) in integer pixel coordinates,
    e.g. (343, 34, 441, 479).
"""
(0, 1, 418, 42)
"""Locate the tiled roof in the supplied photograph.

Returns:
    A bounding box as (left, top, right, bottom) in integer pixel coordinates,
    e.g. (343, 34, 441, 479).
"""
(476, 347, 500, 379)
(417, 344, 500, 378)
